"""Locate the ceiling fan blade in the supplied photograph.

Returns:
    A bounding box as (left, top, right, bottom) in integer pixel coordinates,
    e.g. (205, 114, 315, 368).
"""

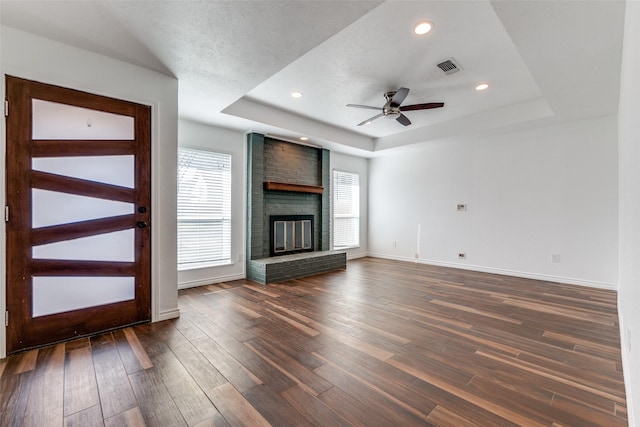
(400, 102, 445, 111)
(390, 87, 410, 106)
(357, 113, 384, 126)
(396, 113, 411, 126)
(346, 104, 382, 111)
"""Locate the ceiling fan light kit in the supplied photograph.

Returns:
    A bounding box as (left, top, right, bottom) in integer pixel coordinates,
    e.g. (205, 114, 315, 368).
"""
(346, 87, 444, 127)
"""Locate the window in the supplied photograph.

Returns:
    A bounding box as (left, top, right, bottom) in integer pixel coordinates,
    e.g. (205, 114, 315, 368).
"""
(333, 170, 360, 249)
(177, 148, 231, 270)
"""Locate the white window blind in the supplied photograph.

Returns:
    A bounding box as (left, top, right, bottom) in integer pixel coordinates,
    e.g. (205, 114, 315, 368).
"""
(177, 148, 231, 270)
(333, 170, 360, 249)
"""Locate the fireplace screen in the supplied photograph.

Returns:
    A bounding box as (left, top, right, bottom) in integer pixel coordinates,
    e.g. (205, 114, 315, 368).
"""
(270, 215, 314, 256)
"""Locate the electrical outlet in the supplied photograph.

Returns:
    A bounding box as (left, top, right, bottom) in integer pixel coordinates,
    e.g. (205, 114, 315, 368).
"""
(551, 254, 560, 263)
(415, 252, 419, 259)
(458, 252, 466, 259)
(237, 254, 243, 263)
(393, 240, 397, 248)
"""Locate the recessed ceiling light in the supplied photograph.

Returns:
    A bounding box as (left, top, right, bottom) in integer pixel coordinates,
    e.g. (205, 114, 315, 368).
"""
(414, 22, 433, 35)
(291, 91, 303, 98)
(475, 83, 489, 91)
(299, 136, 308, 141)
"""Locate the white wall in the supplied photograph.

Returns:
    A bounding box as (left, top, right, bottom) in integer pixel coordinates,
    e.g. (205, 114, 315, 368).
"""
(330, 151, 369, 259)
(0, 26, 179, 358)
(618, 1, 640, 424)
(369, 115, 618, 289)
(177, 119, 246, 288)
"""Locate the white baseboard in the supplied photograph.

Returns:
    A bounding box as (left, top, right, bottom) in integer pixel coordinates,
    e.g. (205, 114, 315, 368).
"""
(178, 273, 246, 290)
(346, 252, 368, 261)
(365, 253, 617, 290)
(155, 307, 180, 322)
(618, 306, 636, 426)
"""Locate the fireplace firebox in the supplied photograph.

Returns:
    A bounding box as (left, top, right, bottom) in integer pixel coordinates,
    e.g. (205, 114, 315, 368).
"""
(270, 215, 314, 256)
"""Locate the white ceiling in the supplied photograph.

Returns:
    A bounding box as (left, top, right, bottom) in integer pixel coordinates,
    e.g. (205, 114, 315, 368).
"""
(0, 0, 626, 157)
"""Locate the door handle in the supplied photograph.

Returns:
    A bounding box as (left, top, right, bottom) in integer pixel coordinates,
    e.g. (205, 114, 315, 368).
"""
(137, 221, 148, 229)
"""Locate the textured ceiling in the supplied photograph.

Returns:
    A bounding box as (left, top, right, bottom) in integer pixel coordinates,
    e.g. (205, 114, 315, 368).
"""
(0, 0, 626, 156)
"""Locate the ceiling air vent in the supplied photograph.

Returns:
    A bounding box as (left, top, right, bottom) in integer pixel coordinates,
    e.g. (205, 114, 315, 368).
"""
(437, 58, 462, 75)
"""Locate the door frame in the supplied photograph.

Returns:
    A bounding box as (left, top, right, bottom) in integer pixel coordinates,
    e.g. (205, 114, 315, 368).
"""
(0, 75, 156, 358)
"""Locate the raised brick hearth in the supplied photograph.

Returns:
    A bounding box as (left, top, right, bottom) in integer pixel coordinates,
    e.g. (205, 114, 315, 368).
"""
(247, 250, 346, 284)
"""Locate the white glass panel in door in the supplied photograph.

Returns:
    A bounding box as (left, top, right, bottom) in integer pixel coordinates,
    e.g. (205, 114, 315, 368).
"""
(32, 156, 135, 188)
(32, 229, 135, 262)
(32, 276, 135, 317)
(32, 99, 134, 140)
(30, 99, 138, 319)
(32, 189, 134, 228)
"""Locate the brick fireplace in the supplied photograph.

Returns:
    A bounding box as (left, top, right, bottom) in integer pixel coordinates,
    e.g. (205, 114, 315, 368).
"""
(246, 133, 346, 283)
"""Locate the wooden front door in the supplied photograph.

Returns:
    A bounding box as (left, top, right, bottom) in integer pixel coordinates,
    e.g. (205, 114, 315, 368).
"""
(5, 76, 151, 354)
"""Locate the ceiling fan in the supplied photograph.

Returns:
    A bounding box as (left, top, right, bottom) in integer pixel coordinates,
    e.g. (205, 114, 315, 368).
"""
(346, 87, 444, 127)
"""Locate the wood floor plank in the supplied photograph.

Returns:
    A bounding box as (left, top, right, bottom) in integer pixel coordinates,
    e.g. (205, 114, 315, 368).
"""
(192, 413, 231, 427)
(168, 340, 228, 394)
(314, 360, 428, 425)
(91, 333, 138, 420)
(2, 349, 38, 377)
(329, 312, 411, 345)
(151, 350, 219, 426)
(123, 328, 154, 369)
(172, 316, 207, 342)
(191, 336, 262, 393)
(244, 339, 332, 396)
(317, 385, 400, 426)
(128, 367, 187, 427)
(281, 385, 352, 427)
(265, 308, 320, 336)
(241, 383, 313, 426)
(388, 358, 546, 426)
(112, 329, 148, 374)
(22, 353, 65, 427)
(206, 383, 271, 427)
(314, 343, 439, 414)
(205, 329, 297, 394)
(104, 407, 146, 427)
(0, 371, 33, 427)
(64, 404, 104, 427)
(475, 348, 625, 403)
(247, 322, 326, 370)
(426, 405, 481, 427)
(550, 393, 627, 426)
(64, 346, 100, 417)
(243, 284, 280, 298)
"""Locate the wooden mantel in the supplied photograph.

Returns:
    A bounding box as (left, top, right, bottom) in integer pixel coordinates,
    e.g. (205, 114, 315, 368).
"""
(263, 181, 324, 194)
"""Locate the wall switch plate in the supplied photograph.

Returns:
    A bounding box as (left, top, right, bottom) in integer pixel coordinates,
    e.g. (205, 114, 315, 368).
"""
(627, 327, 632, 352)
(456, 204, 467, 211)
(458, 252, 466, 259)
(552, 254, 560, 263)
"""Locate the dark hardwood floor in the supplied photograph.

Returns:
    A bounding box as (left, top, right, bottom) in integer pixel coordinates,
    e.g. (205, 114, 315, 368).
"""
(0, 257, 627, 426)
